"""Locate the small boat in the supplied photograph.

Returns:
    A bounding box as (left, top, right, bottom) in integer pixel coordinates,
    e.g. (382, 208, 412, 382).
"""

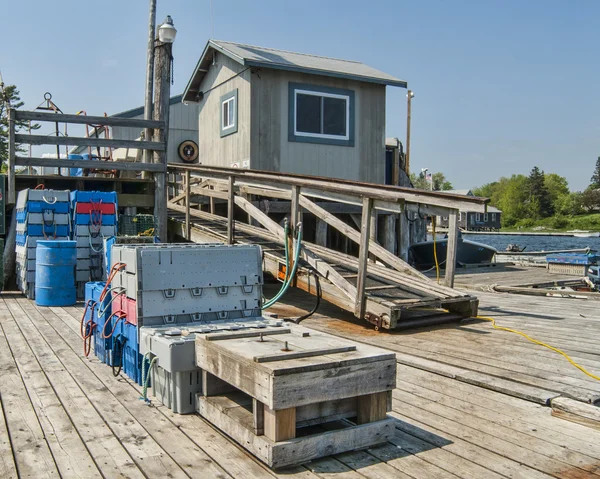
(408, 234, 497, 271)
(567, 230, 600, 238)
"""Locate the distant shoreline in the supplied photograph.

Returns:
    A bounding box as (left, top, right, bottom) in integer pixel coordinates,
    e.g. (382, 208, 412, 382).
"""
(463, 231, 576, 237)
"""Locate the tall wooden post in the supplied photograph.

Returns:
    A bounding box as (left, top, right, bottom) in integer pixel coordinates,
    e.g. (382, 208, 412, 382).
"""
(444, 209, 458, 287)
(7, 108, 15, 204)
(185, 169, 191, 240)
(227, 175, 235, 244)
(355, 196, 373, 319)
(405, 90, 413, 176)
(153, 40, 172, 242)
(143, 0, 157, 175)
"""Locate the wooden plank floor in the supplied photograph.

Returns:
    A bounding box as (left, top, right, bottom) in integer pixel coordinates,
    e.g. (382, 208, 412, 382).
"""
(1, 289, 600, 478)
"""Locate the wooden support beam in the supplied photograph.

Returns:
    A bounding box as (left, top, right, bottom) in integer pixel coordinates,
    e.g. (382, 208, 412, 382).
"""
(7, 109, 15, 204)
(201, 371, 237, 397)
(368, 208, 377, 263)
(290, 185, 301, 233)
(444, 209, 459, 288)
(14, 110, 165, 129)
(383, 215, 396, 254)
(15, 156, 165, 172)
(357, 391, 388, 425)
(315, 219, 328, 247)
(234, 196, 286, 243)
(227, 176, 235, 244)
(299, 195, 428, 280)
(253, 399, 264, 436)
(264, 406, 296, 442)
(355, 196, 373, 318)
(185, 169, 191, 240)
(15, 134, 165, 151)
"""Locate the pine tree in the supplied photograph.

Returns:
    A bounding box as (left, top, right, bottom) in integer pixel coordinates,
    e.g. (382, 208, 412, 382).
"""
(527, 166, 554, 218)
(0, 84, 40, 165)
(590, 157, 600, 189)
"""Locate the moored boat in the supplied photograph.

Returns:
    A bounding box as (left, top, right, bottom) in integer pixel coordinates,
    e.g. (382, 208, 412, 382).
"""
(408, 236, 497, 271)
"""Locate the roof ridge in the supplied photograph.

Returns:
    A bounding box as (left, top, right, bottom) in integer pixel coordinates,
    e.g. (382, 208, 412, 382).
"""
(211, 39, 363, 65)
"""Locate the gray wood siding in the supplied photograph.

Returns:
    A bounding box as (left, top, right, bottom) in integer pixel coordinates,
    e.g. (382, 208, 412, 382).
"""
(250, 70, 386, 183)
(196, 53, 251, 167)
(111, 101, 199, 163)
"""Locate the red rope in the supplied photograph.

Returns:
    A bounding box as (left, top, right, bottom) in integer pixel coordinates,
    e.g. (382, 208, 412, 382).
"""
(102, 311, 126, 339)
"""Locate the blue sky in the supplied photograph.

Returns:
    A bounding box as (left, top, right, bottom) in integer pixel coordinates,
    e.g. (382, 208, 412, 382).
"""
(2, 0, 598, 191)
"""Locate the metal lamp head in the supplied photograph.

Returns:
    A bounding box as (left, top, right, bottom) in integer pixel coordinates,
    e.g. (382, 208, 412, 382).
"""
(158, 15, 177, 43)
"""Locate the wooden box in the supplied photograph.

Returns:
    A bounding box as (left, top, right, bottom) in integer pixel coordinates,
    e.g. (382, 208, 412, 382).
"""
(195, 324, 396, 468)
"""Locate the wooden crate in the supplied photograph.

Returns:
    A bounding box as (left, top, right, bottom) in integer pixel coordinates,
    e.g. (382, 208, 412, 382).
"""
(195, 324, 396, 468)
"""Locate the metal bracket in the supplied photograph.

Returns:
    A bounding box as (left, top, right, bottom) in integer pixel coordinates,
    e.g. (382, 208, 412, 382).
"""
(364, 312, 383, 331)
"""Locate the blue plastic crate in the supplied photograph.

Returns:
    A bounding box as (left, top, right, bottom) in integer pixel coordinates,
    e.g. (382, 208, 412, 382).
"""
(71, 191, 118, 205)
(84, 282, 113, 364)
(122, 322, 144, 385)
(16, 224, 70, 237)
(74, 213, 117, 226)
(19, 201, 70, 214)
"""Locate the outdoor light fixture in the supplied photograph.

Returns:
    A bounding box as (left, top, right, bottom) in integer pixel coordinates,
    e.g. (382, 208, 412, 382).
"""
(158, 15, 177, 43)
(407, 91, 415, 99)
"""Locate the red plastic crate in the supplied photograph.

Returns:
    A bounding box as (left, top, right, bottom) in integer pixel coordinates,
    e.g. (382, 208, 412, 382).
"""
(76, 202, 116, 214)
(112, 291, 138, 326)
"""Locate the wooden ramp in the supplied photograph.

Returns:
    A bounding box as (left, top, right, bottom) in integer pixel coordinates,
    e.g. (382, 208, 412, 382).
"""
(168, 208, 478, 330)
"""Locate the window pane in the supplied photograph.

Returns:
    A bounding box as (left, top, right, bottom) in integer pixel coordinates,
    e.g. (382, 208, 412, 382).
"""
(323, 97, 346, 136)
(229, 98, 235, 126)
(223, 101, 229, 127)
(296, 93, 321, 134)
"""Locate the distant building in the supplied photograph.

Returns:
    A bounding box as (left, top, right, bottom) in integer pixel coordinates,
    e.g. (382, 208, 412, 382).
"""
(437, 190, 502, 231)
(183, 40, 407, 184)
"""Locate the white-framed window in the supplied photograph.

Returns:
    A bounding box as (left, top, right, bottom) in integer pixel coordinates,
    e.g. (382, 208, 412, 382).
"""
(491, 213, 496, 221)
(484, 213, 488, 222)
(220, 89, 238, 137)
(222, 97, 235, 130)
(476, 213, 481, 222)
(288, 83, 354, 146)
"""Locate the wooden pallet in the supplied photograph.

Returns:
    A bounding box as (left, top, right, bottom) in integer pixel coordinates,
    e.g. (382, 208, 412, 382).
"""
(168, 209, 479, 329)
(195, 324, 396, 468)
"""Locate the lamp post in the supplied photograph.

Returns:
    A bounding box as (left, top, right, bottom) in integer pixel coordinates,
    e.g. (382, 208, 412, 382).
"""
(405, 90, 414, 175)
(153, 15, 177, 241)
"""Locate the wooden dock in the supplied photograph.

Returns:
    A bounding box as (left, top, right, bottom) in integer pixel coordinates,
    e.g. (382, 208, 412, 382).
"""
(1, 283, 600, 478)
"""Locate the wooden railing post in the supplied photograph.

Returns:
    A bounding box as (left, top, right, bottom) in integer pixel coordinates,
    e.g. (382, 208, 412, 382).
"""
(7, 109, 15, 204)
(227, 175, 235, 244)
(185, 169, 191, 240)
(444, 209, 459, 287)
(290, 185, 301, 231)
(355, 196, 373, 318)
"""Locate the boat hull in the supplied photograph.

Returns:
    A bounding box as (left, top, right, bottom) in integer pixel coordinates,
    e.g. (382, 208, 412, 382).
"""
(408, 239, 497, 271)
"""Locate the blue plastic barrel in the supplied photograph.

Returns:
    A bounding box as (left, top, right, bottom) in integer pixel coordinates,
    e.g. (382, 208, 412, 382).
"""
(35, 241, 77, 306)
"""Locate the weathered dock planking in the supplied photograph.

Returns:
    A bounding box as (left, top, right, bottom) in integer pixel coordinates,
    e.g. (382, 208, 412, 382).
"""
(1, 288, 600, 477)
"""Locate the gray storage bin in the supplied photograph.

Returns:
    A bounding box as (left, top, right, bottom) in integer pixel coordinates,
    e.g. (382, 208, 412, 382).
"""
(151, 366, 202, 414)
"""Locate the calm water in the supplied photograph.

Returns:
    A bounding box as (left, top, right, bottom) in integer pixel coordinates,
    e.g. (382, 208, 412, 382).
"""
(462, 234, 600, 252)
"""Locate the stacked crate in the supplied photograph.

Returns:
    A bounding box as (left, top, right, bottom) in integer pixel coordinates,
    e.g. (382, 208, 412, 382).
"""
(83, 282, 114, 364)
(71, 191, 118, 297)
(110, 243, 263, 386)
(15, 189, 70, 299)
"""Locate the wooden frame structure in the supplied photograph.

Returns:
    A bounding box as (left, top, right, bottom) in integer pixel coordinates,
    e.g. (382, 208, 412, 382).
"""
(167, 164, 488, 329)
(6, 109, 168, 238)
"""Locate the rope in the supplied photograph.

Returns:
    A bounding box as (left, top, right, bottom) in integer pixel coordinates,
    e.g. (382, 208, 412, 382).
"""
(42, 195, 57, 204)
(102, 312, 126, 339)
(96, 286, 126, 318)
(89, 233, 104, 253)
(99, 263, 126, 302)
(80, 300, 96, 357)
(477, 315, 600, 382)
(112, 334, 126, 377)
(140, 353, 157, 403)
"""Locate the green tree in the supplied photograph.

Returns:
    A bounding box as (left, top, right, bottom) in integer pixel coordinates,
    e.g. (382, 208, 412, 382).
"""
(432, 172, 452, 191)
(554, 192, 584, 216)
(409, 172, 429, 190)
(0, 84, 39, 165)
(527, 166, 553, 218)
(590, 157, 600, 189)
(581, 188, 600, 212)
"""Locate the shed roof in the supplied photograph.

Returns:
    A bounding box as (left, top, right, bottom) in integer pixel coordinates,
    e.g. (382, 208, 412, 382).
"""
(183, 40, 407, 102)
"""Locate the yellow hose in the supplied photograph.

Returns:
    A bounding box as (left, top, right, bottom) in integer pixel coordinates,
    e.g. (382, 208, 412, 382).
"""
(477, 315, 600, 382)
(432, 216, 440, 283)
